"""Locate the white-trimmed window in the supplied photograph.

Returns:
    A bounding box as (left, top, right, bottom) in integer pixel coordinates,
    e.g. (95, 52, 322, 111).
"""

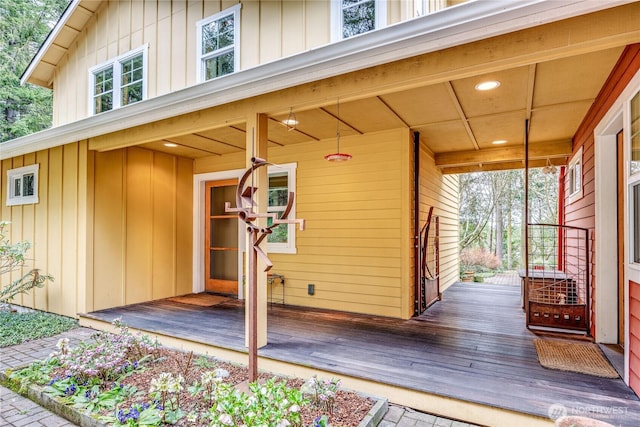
(89, 45, 147, 115)
(331, 0, 387, 41)
(567, 147, 583, 203)
(6, 164, 39, 206)
(267, 163, 297, 254)
(415, 0, 448, 17)
(197, 4, 241, 83)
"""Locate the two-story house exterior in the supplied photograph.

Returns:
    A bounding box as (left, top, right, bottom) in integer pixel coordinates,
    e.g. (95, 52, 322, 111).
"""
(3, 0, 640, 410)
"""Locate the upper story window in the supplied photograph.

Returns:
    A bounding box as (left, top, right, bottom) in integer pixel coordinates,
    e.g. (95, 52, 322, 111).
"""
(6, 164, 39, 206)
(197, 4, 241, 83)
(267, 163, 297, 254)
(331, 0, 387, 41)
(89, 45, 147, 115)
(415, 0, 449, 17)
(567, 146, 583, 203)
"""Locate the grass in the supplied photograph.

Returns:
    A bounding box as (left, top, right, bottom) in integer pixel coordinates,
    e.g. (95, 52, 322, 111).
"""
(0, 310, 78, 347)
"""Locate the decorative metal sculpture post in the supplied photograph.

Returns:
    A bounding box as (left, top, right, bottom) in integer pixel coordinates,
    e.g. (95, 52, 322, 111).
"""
(225, 157, 305, 382)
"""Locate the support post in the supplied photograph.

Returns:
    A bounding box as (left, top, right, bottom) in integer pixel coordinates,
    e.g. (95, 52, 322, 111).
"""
(245, 113, 268, 351)
(248, 228, 259, 381)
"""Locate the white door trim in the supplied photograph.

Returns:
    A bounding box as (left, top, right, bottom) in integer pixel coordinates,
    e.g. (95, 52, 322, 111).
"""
(593, 67, 640, 385)
(594, 114, 621, 345)
(193, 169, 245, 297)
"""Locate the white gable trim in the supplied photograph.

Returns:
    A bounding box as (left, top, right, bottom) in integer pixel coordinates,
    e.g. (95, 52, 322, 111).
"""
(20, 0, 81, 86)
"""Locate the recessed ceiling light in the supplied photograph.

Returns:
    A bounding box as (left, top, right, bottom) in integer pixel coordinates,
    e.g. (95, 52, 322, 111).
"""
(475, 80, 501, 91)
(164, 142, 178, 147)
(492, 140, 507, 145)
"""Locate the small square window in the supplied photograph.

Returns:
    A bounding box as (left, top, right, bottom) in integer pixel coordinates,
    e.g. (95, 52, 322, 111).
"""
(567, 147, 583, 203)
(6, 164, 39, 206)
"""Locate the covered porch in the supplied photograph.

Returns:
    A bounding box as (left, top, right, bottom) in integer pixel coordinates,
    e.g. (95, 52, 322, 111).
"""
(79, 280, 640, 427)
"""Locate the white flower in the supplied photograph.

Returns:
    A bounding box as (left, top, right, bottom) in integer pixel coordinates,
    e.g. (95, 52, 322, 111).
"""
(214, 368, 229, 378)
(289, 404, 300, 413)
(218, 413, 233, 425)
(276, 421, 291, 427)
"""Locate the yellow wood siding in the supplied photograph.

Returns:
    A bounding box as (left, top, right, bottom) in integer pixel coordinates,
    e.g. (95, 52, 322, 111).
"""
(51, 0, 434, 126)
(92, 147, 193, 311)
(419, 141, 460, 292)
(271, 129, 410, 318)
(194, 128, 416, 318)
(0, 143, 90, 318)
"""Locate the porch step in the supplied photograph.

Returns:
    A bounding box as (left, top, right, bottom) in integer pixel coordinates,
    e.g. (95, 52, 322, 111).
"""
(79, 315, 553, 427)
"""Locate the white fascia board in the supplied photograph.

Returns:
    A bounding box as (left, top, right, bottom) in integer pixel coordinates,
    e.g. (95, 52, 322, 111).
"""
(3, 0, 635, 160)
(20, 0, 81, 86)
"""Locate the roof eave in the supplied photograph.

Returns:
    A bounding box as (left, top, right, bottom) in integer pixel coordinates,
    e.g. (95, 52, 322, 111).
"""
(20, 0, 82, 87)
(3, 0, 636, 160)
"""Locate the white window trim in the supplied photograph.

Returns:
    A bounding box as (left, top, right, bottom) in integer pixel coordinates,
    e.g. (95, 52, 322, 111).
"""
(268, 162, 297, 254)
(628, 88, 640, 267)
(196, 3, 241, 83)
(6, 164, 39, 206)
(416, 0, 449, 17)
(88, 44, 148, 115)
(331, 0, 387, 42)
(567, 146, 583, 204)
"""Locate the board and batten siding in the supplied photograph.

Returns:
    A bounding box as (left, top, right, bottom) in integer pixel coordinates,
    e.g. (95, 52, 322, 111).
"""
(419, 141, 460, 293)
(50, 0, 443, 126)
(0, 142, 90, 318)
(194, 127, 459, 319)
(268, 129, 412, 318)
(92, 147, 193, 311)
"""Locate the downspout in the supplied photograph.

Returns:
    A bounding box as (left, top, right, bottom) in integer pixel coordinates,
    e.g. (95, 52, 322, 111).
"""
(557, 166, 566, 270)
(413, 131, 421, 316)
(524, 120, 530, 327)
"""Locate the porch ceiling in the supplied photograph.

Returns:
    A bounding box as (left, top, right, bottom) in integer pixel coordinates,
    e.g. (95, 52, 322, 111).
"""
(140, 46, 623, 173)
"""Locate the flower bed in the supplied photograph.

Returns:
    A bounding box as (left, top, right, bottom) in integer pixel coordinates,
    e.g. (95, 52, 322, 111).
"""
(4, 319, 381, 426)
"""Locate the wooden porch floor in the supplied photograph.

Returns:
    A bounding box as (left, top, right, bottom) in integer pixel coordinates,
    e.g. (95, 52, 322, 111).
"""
(81, 282, 640, 426)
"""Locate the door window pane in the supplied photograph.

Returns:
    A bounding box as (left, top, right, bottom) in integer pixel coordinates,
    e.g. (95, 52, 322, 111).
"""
(210, 218, 238, 248)
(210, 185, 236, 215)
(209, 249, 238, 281)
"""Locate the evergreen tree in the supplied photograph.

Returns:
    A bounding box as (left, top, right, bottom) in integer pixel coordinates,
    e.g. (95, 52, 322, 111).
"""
(0, 0, 68, 142)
